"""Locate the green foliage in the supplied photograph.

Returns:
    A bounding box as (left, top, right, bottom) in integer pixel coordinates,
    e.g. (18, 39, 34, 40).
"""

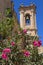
(0, 8, 14, 39)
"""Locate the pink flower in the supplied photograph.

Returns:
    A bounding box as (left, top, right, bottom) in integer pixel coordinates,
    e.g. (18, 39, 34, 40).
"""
(24, 51, 30, 57)
(3, 48, 11, 54)
(2, 53, 8, 60)
(23, 29, 27, 34)
(33, 41, 38, 47)
(11, 41, 15, 46)
(33, 40, 42, 47)
(37, 40, 42, 47)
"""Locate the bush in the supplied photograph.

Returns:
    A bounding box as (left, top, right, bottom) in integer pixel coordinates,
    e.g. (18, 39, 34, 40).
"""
(0, 29, 43, 65)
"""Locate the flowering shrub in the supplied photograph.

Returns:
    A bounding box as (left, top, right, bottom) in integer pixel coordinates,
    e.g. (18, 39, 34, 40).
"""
(0, 29, 43, 65)
(0, 40, 31, 65)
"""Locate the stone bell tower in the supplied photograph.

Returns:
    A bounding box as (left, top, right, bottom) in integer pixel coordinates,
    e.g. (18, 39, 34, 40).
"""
(19, 4, 37, 36)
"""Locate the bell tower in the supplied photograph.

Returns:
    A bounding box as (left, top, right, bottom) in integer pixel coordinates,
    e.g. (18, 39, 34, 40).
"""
(19, 4, 37, 36)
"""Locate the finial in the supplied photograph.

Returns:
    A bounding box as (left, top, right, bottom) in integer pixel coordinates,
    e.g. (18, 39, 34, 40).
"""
(30, 2, 35, 6)
(20, 3, 24, 7)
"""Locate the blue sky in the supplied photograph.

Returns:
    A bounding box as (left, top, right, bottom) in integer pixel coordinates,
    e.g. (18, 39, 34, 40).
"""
(13, 0, 43, 45)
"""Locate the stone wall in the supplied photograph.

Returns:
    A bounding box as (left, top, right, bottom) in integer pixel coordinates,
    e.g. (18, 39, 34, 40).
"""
(0, 0, 11, 21)
(38, 46, 43, 54)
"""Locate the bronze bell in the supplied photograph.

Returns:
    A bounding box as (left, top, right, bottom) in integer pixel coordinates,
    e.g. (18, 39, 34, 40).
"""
(26, 14, 30, 20)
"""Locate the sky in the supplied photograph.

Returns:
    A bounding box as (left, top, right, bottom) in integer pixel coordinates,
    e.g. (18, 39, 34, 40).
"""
(13, 0, 43, 45)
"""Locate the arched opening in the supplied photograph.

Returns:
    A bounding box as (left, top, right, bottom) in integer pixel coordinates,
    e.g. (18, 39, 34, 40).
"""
(25, 14, 30, 25)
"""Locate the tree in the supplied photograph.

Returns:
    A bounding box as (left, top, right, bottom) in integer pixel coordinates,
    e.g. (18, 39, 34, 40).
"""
(0, 7, 19, 40)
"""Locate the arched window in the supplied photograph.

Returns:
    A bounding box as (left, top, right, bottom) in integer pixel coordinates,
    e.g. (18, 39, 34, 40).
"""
(25, 14, 30, 25)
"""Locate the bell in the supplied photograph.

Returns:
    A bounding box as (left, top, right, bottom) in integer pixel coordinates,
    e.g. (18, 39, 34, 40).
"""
(26, 16, 29, 20)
